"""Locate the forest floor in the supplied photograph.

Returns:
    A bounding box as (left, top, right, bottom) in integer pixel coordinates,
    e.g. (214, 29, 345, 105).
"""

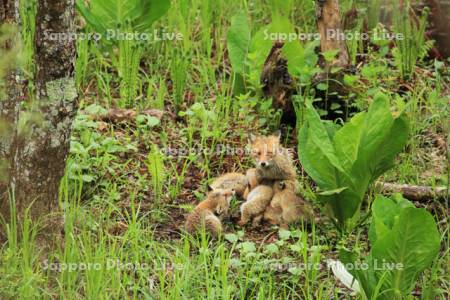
(1, 0, 449, 298)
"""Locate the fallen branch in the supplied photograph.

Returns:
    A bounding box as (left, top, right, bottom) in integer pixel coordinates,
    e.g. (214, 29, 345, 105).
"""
(376, 182, 448, 202)
(92, 108, 164, 123)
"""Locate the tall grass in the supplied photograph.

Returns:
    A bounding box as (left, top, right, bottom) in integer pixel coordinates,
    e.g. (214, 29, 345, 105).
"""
(75, 36, 90, 89)
(170, 56, 189, 114)
(0, 184, 337, 298)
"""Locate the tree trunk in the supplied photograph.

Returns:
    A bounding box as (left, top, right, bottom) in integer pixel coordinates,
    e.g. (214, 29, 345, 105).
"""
(0, 0, 28, 224)
(424, 0, 450, 58)
(0, 0, 77, 236)
(315, 0, 349, 68)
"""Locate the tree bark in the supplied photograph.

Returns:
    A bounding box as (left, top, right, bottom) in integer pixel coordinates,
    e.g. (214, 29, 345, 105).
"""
(0, 0, 28, 223)
(0, 0, 78, 236)
(315, 0, 349, 68)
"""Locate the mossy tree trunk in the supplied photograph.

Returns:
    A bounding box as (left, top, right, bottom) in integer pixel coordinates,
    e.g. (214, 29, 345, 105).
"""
(0, 0, 77, 235)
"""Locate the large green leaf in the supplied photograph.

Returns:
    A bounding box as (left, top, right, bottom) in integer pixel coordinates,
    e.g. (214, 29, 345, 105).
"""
(282, 39, 319, 83)
(298, 123, 337, 189)
(333, 112, 365, 175)
(77, 0, 139, 32)
(368, 196, 400, 243)
(322, 188, 362, 227)
(76, 0, 169, 36)
(369, 114, 409, 181)
(249, 16, 295, 73)
(303, 106, 346, 176)
(369, 195, 415, 243)
(76, 0, 107, 34)
(341, 196, 441, 299)
(135, 0, 170, 32)
(298, 92, 410, 230)
(227, 12, 251, 75)
(281, 39, 304, 75)
(352, 93, 394, 180)
(299, 107, 362, 227)
(370, 207, 441, 299)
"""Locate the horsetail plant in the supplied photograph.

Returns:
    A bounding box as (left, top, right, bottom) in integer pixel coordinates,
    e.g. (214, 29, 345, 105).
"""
(392, 4, 432, 80)
(146, 145, 166, 202)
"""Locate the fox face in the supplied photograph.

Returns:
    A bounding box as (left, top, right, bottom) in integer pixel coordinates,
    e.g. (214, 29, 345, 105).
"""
(248, 133, 281, 169)
(210, 188, 235, 215)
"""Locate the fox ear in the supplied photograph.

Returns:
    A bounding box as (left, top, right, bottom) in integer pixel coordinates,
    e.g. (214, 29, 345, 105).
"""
(272, 130, 281, 141)
(248, 133, 257, 144)
(207, 185, 214, 192)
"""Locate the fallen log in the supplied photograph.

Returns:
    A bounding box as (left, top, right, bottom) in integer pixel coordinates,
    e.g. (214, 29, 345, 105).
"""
(375, 182, 448, 201)
(91, 108, 164, 123)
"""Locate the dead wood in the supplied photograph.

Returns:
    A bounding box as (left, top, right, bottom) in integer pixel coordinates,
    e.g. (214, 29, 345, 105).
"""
(376, 181, 448, 202)
(92, 108, 164, 123)
(260, 41, 296, 125)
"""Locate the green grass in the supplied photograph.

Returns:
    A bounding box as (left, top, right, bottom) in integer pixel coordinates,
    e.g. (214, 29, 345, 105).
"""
(1, 0, 449, 298)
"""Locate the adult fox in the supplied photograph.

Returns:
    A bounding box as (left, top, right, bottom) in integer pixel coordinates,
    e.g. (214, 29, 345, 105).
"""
(239, 133, 312, 227)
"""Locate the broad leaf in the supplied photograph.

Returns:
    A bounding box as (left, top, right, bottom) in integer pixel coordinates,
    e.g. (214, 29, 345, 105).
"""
(76, 0, 107, 34)
(298, 92, 409, 230)
(370, 207, 440, 299)
(282, 39, 320, 83)
(298, 122, 336, 190)
(333, 112, 365, 175)
(135, 0, 170, 31)
(227, 12, 251, 75)
(317, 187, 348, 196)
(352, 93, 394, 181)
(368, 195, 400, 243)
(322, 187, 363, 226)
(76, 0, 170, 36)
(341, 196, 441, 299)
(303, 106, 346, 175)
(249, 16, 295, 73)
(369, 114, 409, 181)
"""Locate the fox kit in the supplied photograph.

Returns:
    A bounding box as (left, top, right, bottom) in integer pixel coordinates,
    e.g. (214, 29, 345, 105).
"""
(248, 132, 296, 181)
(264, 180, 313, 228)
(238, 181, 274, 227)
(185, 189, 235, 236)
(209, 172, 248, 198)
(242, 168, 262, 199)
